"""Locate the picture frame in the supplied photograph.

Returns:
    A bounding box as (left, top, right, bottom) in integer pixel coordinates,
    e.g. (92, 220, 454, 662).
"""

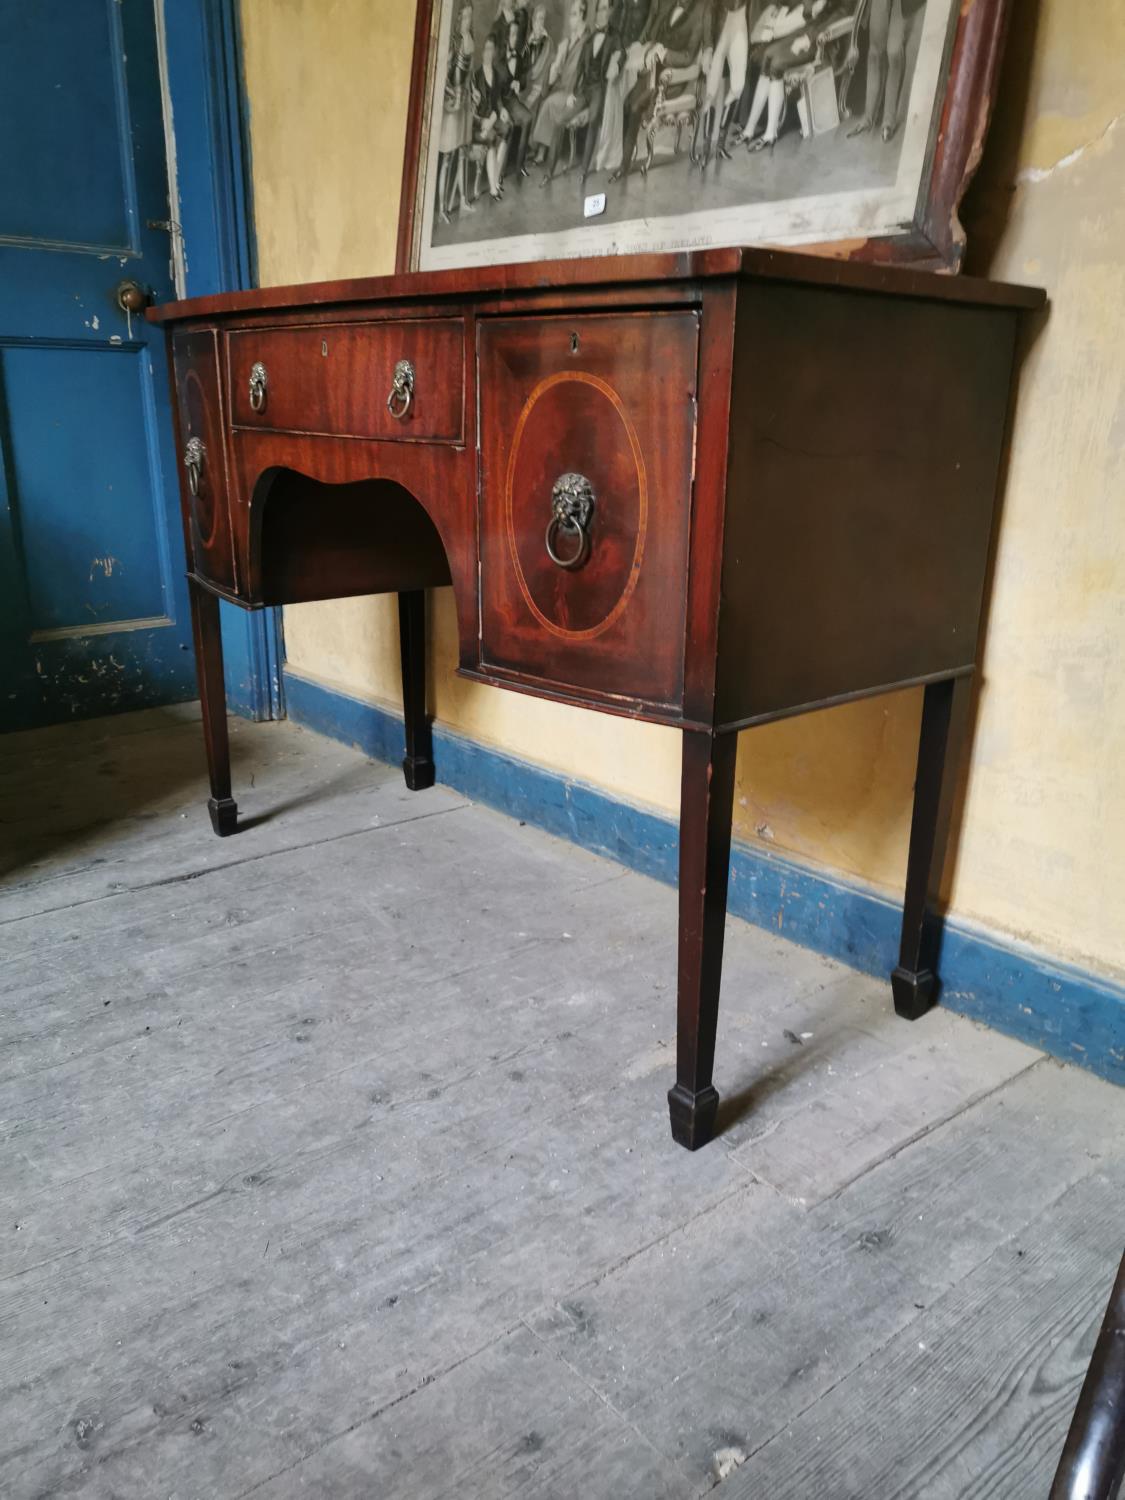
(396, 0, 1011, 276)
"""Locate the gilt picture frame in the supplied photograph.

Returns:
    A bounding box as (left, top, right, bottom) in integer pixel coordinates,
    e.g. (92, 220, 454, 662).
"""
(396, 0, 1011, 275)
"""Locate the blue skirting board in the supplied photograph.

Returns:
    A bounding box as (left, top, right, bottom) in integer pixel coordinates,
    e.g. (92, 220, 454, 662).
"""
(284, 668, 1125, 1089)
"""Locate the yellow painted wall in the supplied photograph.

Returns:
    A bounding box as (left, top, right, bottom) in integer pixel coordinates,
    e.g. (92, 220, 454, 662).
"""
(239, 0, 1125, 980)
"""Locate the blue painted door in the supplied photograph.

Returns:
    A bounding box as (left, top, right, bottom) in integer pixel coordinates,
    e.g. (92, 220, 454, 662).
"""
(0, 0, 195, 731)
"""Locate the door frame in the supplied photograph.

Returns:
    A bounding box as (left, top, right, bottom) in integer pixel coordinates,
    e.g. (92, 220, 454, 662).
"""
(157, 0, 285, 722)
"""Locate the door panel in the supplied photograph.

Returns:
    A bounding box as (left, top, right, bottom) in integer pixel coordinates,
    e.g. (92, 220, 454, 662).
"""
(4, 347, 169, 631)
(478, 312, 699, 712)
(0, 0, 194, 730)
(2, 1, 134, 251)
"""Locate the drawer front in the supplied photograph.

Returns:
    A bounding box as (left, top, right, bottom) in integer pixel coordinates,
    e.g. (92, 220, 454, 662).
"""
(227, 319, 465, 442)
(172, 329, 237, 592)
(479, 311, 698, 710)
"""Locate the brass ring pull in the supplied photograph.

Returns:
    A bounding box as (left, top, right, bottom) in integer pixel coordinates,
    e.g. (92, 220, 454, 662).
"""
(248, 361, 268, 412)
(387, 358, 414, 420)
(184, 436, 206, 497)
(545, 472, 595, 570)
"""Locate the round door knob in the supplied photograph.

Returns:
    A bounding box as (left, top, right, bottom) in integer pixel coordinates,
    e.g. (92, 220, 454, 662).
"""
(115, 279, 151, 314)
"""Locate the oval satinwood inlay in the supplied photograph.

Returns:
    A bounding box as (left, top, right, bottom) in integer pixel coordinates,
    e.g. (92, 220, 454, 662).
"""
(504, 371, 648, 642)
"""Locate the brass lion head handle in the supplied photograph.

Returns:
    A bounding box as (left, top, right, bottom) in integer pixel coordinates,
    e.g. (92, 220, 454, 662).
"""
(184, 436, 206, 497)
(387, 358, 415, 420)
(248, 361, 268, 412)
(545, 472, 595, 570)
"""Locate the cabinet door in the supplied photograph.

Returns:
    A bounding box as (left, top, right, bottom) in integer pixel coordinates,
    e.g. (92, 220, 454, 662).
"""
(478, 312, 698, 713)
(172, 329, 237, 593)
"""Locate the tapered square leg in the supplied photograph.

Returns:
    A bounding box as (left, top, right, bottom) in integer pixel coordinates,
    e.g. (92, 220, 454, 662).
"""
(668, 730, 738, 1150)
(208, 797, 238, 837)
(668, 1082, 720, 1151)
(189, 580, 238, 837)
(398, 590, 435, 791)
(893, 675, 971, 1018)
(890, 964, 937, 1020)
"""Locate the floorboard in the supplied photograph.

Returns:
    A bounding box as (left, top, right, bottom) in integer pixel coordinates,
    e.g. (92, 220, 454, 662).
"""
(1, 711, 1121, 1499)
(528, 1059, 1124, 1488)
(725, 1162, 1125, 1499)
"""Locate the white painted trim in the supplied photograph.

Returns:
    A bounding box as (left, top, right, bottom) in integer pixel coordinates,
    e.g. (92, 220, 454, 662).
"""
(29, 615, 174, 644)
(153, 0, 188, 298)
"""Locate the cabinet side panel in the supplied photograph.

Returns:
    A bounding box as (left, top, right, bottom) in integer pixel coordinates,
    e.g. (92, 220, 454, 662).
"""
(172, 328, 238, 594)
(716, 283, 1018, 726)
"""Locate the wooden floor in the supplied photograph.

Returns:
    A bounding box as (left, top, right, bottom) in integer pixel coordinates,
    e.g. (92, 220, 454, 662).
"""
(2, 706, 1122, 1499)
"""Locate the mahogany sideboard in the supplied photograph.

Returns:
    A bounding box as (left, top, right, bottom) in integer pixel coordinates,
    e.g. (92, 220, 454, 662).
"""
(150, 247, 1044, 1151)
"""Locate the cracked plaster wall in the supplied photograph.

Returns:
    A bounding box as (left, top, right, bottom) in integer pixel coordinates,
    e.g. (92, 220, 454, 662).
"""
(241, 0, 1125, 978)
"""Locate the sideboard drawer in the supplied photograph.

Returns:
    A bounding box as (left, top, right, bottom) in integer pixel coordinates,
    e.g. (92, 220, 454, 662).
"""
(478, 311, 698, 711)
(227, 319, 465, 443)
(172, 329, 237, 592)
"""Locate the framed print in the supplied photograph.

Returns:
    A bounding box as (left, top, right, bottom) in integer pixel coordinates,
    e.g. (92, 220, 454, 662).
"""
(396, 0, 1011, 275)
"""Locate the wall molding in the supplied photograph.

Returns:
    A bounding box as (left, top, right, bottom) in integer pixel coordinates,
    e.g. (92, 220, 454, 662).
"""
(284, 666, 1125, 1089)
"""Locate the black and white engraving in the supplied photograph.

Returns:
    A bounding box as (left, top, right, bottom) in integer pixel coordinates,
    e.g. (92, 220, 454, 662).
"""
(413, 0, 961, 270)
